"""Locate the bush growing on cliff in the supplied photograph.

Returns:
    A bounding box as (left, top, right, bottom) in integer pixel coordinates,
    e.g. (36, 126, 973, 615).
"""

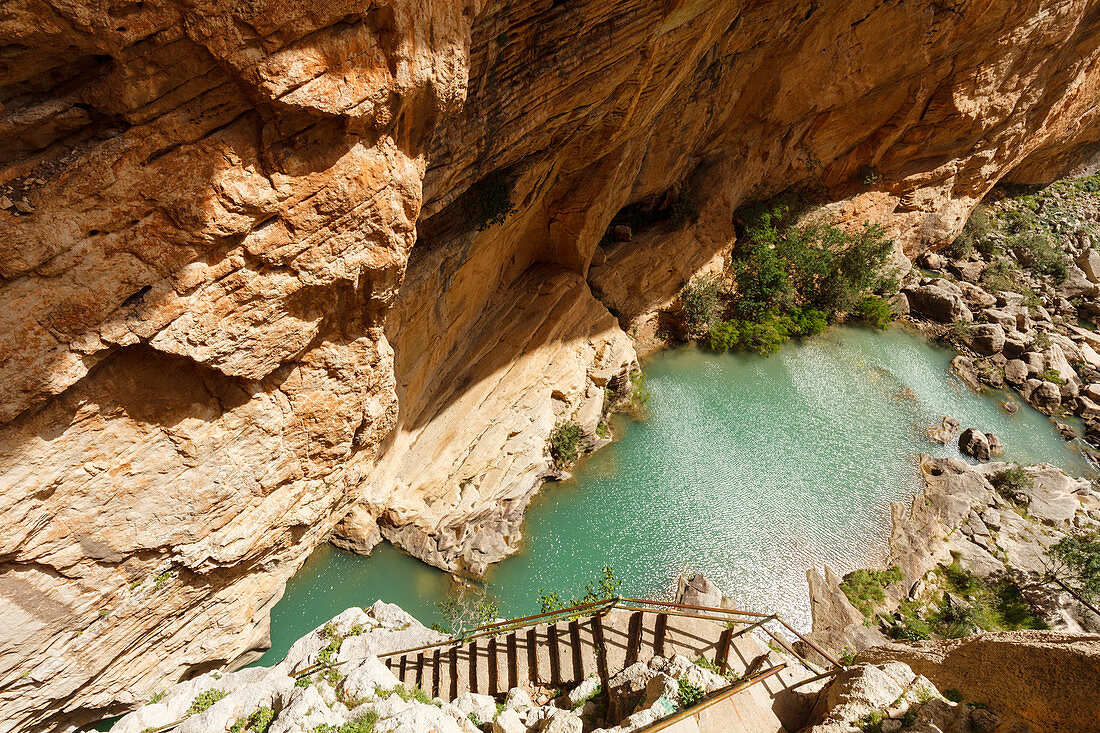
(1007, 232, 1068, 283)
(538, 566, 621, 613)
(680, 273, 722, 337)
(678, 678, 706, 708)
(548, 419, 587, 468)
(839, 566, 903, 619)
(466, 171, 517, 231)
(956, 206, 998, 256)
(736, 205, 895, 316)
(1049, 528, 1100, 601)
(989, 466, 1033, 503)
(706, 307, 828, 356)
(853, 295, 893, 330)
(186, 689, 227, 717)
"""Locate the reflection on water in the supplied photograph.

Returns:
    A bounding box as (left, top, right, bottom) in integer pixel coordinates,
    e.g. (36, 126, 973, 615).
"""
(257, 325, 1092, 665)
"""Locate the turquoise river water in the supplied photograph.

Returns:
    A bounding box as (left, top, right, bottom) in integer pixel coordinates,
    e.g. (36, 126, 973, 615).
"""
(256, 325, 1093, 666)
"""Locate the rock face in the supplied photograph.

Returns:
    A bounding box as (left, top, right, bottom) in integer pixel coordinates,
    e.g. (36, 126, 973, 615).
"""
(860, 632, 1100, 733)
(6, 0, 1100, 729)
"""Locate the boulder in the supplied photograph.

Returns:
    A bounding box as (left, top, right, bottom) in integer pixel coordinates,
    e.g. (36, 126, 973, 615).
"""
(1003, 359, 1028, 386)
(453, 693, 499, 726)
(1005, 306, 1032, 333)
(1077, 395, 1100, 421)
(491, 708, 526, 733)
(959, 428, 991, 461)
(958, 280, 995, 306)
(949, 261, 987, 284)
(540, 711, 583, 733)
(612, 224, 633, 242)
(1046, 343, 1079, 383)
(995, 291, 1026, 308)
(1001, 400, 1019, 415)
(1022, 351, 1045, 377)
(1076, 249, 1100, 283)
(905, 280, 974, 323)
(950, 356, 983, 392)
(985, 433, 1004, 457)
(1029, 381, 1062, 414)
(889, 291, 910, 317)
(918, 251, 946, 270)
(676, 573, 736, 610)
(1002, 336, 1027, 359)
(1055, 421, 1077, 440)
(967, 323, 1005, 355)
(1085, 382, 1100, 402)
(1056, 265, 1099, 299)
(929, 416, 960, 444)
(981, 308, 1019, 333)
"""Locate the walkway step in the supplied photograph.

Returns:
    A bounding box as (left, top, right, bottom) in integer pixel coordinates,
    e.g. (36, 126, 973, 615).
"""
(572, 617, 601, 681)
(598, 608, 635, 672)
(550, 620, 577, 684)
(488, 636, 506, 695)
(426, 649, 441, 698)
(662, 613, 726, 663)
(531, 624, 555, 686)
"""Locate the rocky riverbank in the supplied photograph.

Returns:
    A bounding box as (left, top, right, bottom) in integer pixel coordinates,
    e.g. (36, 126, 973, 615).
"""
(806, 453, 1100, 662)
(898, 175, 1100, 449)
(798, 176, 1100, 664)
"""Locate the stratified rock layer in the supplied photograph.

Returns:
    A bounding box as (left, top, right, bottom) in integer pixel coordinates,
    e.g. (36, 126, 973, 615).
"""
(5, 1, 1100, 730)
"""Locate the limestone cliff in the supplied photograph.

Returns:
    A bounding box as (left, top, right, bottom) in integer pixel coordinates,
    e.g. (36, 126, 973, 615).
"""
(4, 1, 1100, 730)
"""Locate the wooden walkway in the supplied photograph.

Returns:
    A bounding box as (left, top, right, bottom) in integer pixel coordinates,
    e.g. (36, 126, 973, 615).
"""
(382, 604, 830, 731)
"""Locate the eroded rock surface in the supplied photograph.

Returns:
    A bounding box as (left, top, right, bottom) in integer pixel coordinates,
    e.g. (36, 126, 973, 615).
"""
(6, 0, 1100, 729)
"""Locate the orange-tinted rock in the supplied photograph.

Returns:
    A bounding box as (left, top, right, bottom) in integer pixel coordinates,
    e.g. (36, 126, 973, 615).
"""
(3, 0, 1100, 729)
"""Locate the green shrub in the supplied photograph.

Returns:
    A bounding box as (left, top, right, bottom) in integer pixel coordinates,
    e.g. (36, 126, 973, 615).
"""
(680, 273, 722, 336)
(944, 689, 964, 703)
(669, 187, 698, 228)
(548, 420, 587, 467)
(678, 678, 706, 708)
(230, 707, 275, 733)
(856, 164, 882, 186)
(931, 561, 1048, 635)
(186, 689, 227, 717)
(859, 711, 886, 733)
(949, 206, 998, 259)
(539, 567, 621, 613)
(1007, 232, 1068, 282)
(853, 295, 893, 330)
(787, 306, 829, 336)
(980, 258, 1026, 294)
(839, 567, 903, 619)
(1049, 528, 1100, 601)
(735, 204, 895, 317)
(989, 467, 1034, 502)
(311, 711, 379, 733)
(466, 171, 517, 231)
(1039, 367, 1063, 384)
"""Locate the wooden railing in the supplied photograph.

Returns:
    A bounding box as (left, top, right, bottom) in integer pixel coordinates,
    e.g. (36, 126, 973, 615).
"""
(634, 663, 788, 732)
(147, 596, 843, 733)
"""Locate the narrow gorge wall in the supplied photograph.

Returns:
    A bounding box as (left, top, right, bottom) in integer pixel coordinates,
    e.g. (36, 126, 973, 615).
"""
(3, 1, 1100, 730)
